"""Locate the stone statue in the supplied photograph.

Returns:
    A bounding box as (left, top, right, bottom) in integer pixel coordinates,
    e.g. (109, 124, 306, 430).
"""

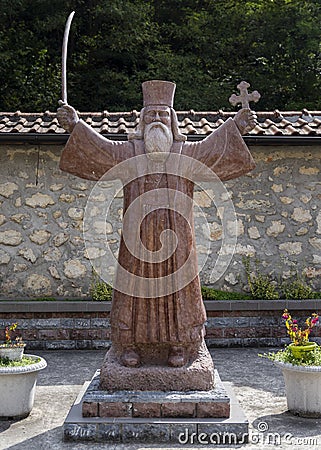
(57, 80, 256, 370)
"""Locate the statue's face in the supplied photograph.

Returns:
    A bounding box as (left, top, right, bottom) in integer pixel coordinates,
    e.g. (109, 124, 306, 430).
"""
(143, 106, 173, 162)
(143, 106, 171, 128)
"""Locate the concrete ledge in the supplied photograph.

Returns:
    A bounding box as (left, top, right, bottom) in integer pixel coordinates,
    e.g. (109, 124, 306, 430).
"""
(1, 299, 320, 313)
(0, 301, 112, 313)
(205, 299, 321, 311)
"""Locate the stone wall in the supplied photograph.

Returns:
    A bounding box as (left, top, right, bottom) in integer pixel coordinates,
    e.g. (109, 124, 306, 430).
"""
(200, 144, 321, 291)
(0, 142, 320, 299)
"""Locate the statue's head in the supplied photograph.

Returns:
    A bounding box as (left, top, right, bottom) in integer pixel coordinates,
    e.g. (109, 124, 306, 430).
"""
(129, 80, 186, 162)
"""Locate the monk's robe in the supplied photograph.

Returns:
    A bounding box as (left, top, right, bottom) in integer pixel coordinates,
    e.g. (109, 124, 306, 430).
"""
(60, 118, 255, 347)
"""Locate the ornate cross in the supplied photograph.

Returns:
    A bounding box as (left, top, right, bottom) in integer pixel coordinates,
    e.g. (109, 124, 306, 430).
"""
(229, 81, 261, 109)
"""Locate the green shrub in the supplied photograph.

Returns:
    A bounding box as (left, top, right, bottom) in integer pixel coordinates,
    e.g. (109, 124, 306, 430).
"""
(90, 270, 113, 301)
(248, 273, 279, 299)
(243, 257, 279, 299)
(281, 278, 314, 300)
(201, 286, 251, 300)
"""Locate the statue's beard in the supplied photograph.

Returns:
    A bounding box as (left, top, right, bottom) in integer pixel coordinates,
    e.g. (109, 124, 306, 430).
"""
(144, 123, 173, 163)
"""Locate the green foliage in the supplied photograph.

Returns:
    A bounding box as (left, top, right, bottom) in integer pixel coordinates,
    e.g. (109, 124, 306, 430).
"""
(0, 0, 320, 111)
(248, 273, 280, 300)
(281, 278, 315, 300)
(0, 356, 40, 367)
(201, 285, 251, 300)
(260, 345, 321, 367)
(243, 257, 279, 300)
(90, 270, 113, 301)
(242, 257, 319, 300)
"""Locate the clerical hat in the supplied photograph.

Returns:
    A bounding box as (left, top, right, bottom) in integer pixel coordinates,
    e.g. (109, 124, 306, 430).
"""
(142, 80, 176, 107)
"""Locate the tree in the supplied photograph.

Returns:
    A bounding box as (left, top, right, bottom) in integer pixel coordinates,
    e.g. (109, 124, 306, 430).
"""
(0, 0, 320, 112)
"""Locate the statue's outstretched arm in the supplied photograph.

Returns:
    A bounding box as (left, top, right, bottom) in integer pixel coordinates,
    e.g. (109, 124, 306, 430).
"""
(57, 102, 79, 133)
(233, 108, 257, 135)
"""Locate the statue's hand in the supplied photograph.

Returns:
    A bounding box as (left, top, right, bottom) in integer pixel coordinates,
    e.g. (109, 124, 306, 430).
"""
(233, 108, 257, 135)
(57, 101, 79, 133)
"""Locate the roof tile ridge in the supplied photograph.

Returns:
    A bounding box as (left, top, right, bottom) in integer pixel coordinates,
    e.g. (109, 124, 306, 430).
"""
(302, 108, 312, 117)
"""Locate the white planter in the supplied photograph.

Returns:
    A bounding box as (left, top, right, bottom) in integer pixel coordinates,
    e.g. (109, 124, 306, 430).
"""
(0, 354, 47, 418)
(0, 345, 25, 361)
(275, 361, 321, 418)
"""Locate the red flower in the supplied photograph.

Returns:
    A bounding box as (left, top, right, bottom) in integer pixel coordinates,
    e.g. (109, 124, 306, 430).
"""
(282, 309, 319, 346)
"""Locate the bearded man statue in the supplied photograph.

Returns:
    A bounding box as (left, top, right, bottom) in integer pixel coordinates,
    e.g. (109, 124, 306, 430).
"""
(57, 80, 256, 371)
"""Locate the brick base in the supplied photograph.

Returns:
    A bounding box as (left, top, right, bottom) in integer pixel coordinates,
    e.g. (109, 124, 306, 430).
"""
(82, 370, 230, 419)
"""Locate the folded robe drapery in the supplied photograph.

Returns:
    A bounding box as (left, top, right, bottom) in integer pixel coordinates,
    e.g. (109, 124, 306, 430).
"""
(59, 118, 255, 346)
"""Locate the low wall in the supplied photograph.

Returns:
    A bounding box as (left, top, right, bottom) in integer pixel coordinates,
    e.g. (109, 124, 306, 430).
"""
(1, 300, 320, 350)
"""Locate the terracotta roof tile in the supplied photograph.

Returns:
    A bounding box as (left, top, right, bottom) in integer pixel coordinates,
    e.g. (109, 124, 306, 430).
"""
(0, 110, 321, 137)
(252, 124, 265, 135)
(301, 124, 316, 135)
(266, 124, 283, 136)
(283, 125, 299, 135)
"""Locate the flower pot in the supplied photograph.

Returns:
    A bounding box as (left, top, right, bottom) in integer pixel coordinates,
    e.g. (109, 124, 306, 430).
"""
(0, 354, 47, 419)
(274, 360, 321, 418)
(288, 342, 317, 359)
(0, 345, 26, 361)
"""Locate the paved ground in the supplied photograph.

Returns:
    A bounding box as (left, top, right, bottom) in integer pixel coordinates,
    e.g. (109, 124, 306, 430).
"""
(1, 347, 321, 450)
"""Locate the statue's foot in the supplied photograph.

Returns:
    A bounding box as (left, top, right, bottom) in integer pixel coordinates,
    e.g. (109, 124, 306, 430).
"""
(121, 348, 140, 367)
(168, 346, 186, 367)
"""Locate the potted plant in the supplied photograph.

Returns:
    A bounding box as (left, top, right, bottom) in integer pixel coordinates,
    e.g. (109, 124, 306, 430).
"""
(0, 322, 47, 419)
(282, 309, 319, 359)
(0, 322, 26, 361)
(261, 309, 321, 418)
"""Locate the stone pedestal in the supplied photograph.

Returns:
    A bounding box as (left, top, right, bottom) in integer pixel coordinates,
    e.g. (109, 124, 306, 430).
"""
(100, 341, 215, 391)
(63, 370, 249, 444)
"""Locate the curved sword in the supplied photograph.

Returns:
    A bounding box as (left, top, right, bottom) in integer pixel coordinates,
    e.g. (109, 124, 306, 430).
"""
(61, 11, 75, 104)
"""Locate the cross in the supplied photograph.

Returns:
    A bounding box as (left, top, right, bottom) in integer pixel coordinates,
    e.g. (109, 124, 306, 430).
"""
(229, 81, 261, 109)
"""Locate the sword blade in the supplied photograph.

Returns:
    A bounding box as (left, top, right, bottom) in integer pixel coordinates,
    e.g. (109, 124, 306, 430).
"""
(62, 11, 75, 104)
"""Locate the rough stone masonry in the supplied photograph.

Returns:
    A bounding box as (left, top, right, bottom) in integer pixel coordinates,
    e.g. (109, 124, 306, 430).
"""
(0, 143, 320, 299)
